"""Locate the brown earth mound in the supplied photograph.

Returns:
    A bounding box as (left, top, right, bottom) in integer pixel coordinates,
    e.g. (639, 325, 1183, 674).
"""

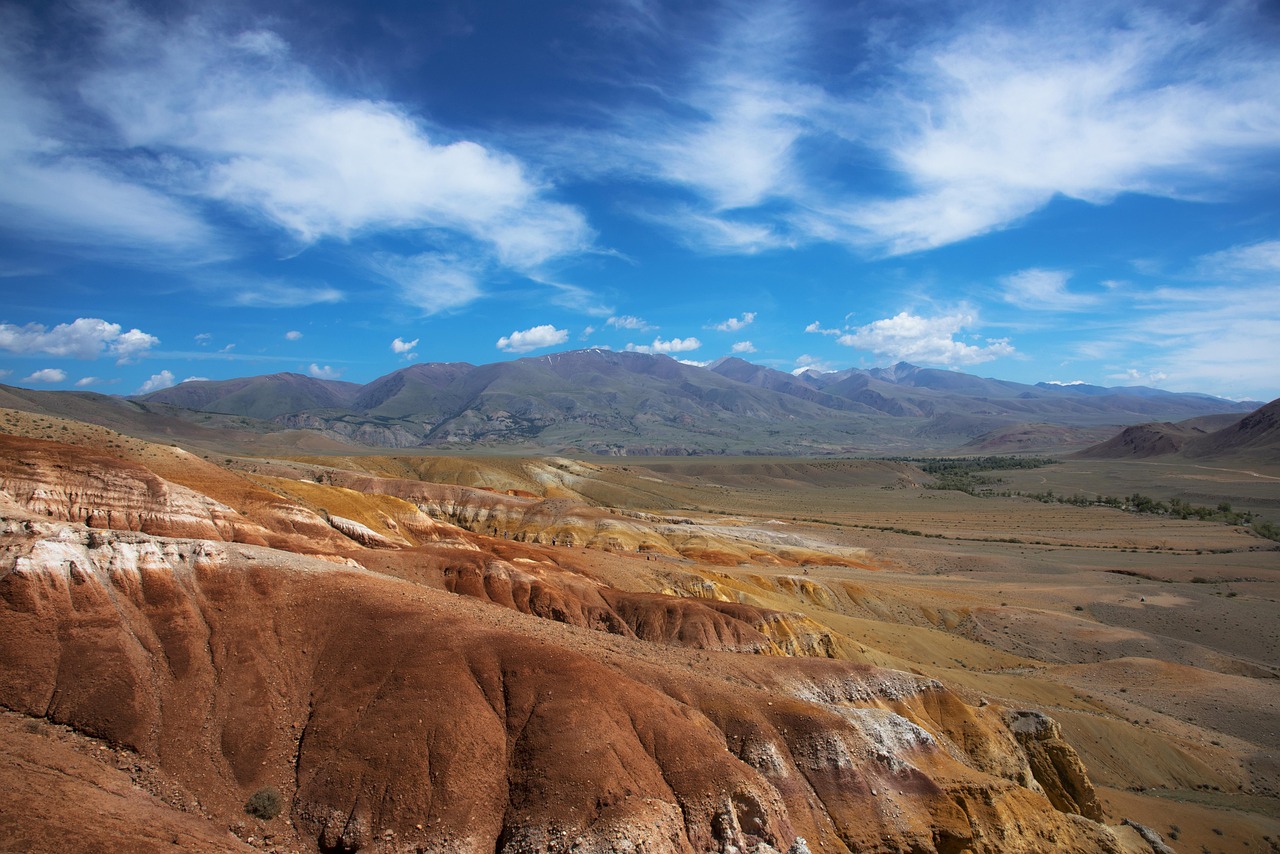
(1, 513, 1135, 853)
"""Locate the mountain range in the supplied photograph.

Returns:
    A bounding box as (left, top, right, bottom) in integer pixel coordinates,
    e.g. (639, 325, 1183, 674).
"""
(0, 349, 1266, 456)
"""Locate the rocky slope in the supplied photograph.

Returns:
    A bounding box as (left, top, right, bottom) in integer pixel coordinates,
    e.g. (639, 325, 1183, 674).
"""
(1075, 398, 1280, 462)
(1, 517, 1132, 853)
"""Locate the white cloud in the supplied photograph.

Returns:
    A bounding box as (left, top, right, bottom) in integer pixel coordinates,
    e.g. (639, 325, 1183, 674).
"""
(625, 336, 702, 355)
(1000, 268, 1096, 311)
(391, 337, 419, 354)
(182, 376, 210, 383)
(284, 330, 303, 340)
(372, 253, 482, 315)
(72, 8, 591, 269)
(837, 312, 1015, 366)
(731, 340, 756, 353)
(846, 6, 1280, 253)
(712, 312, 756, 332)
(74, 376, 101, 387)
(194, 332, 212, 343)
(606, 315, 654, 331)
(0, 318, 159, 363)
(22, 368, 67, 384)
(496, 324, 569, 353)
(136, 370, 175, 393)
(307, 364, 342, 380)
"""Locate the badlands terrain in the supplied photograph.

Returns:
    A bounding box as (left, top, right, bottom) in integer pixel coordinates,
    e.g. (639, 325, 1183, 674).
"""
(1, 402, 1278, 853)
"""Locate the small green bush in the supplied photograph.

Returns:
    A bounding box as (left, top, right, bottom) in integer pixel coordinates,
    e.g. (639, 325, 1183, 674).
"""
(245, 786, 283, 820)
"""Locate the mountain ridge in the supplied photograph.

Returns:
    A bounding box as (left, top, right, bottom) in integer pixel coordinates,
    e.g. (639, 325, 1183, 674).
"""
(1, 349, 1262, 456)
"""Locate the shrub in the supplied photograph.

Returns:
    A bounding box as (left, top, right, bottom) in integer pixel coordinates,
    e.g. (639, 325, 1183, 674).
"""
(244, 786, 283, 820)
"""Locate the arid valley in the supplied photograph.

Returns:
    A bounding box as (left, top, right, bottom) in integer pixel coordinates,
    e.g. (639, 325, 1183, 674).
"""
(1, 398, 1277, 853)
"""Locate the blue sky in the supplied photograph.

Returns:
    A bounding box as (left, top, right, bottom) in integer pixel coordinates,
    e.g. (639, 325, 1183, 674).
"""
(1, 0, 1278, 401)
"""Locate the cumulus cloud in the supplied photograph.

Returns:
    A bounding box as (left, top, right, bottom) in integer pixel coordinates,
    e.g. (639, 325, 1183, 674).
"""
(731, 341, 756, 353)
(307, 364, 342, 380)
(496, 324, 569, 353)
(625, 336, 702, 355)
(136, 370, 175, 393)
(0, 317, 159, 363)
(712, 312, 756, 332)
(838, 312, 1015, 366)
(22, 368, 67, 384)
(391, 337, 419, 354)
(606, 315, 654, 331)
(284, 330, 303, 340)
(1001, 269, 1096, 311)
(74, 376, 101, 387)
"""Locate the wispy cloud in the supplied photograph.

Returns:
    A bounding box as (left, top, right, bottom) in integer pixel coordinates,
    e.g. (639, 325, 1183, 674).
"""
(1071, 239, 1280, 398)
(371, 253, 482, 315)
(837, 311, 1014, 366)
(284, 330, 303, 341)
(842, 4, 1280, 253)
(496, 324, 569, 353)
(607, 315, 655, 331)
(1000, 269, 1096, 311)
(552, 2, 1280, 257)
(228, 281, 344, 308)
